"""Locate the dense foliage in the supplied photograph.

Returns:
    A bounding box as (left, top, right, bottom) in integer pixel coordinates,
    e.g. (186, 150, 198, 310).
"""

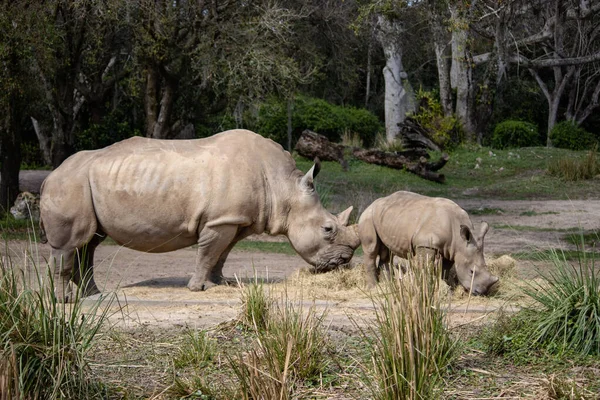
(253, 96, 383, 147)
(491, 120, 540, 149)
(550, 121, 598, 150)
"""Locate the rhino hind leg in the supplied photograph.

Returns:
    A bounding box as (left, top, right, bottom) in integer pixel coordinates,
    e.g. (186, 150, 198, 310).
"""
(71, 232, 106, 297)
(188, 224, 240, 291)
(50, 231, 105, 302)
(50, 248, 77, 303)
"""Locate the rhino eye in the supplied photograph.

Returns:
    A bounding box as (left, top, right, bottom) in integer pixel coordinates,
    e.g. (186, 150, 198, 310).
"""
(322, 225, 334, 235)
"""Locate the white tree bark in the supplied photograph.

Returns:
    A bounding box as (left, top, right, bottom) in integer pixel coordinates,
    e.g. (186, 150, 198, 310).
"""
(449, 3, 475, 141)
(376, 15, 414, 143)
(30, 117, 52, 166)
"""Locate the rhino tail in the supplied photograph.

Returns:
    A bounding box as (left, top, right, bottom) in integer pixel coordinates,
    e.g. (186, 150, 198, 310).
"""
(38, 180, 48, 244)
(39, 217, 48, 244)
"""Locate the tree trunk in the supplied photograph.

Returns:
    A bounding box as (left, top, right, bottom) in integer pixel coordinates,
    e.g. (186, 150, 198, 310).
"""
(428, 3, 453, 116)
(31, 117, 52, 166)
(145, 66, 159, 138)
(376, 14, 413, 143)
(0, 103, 21, 213)
(287, 98, 293, 151)
(449, 3, 475, 141)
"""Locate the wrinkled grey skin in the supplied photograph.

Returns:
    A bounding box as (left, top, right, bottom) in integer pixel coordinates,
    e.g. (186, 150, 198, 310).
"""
(40, 129, 360, 302)
(10, 192, 40, 222)
(358, 191, 498, 295)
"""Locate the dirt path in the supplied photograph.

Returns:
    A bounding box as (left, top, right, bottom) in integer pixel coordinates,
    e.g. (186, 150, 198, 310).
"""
(4, 170, 599, 329)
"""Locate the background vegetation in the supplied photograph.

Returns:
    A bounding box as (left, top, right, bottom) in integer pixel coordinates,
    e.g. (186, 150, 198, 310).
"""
(1, 0, 600, 212)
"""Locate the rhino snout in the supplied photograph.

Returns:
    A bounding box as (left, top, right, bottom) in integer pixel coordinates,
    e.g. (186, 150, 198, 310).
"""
(471, 275, 499, 296)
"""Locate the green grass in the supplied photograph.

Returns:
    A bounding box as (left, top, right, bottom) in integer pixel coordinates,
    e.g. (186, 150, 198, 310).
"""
(512, 249, 599, 261)
(564, 231, 599, 247)
(295, 146, 600, 209)
(491, 224, 581, 232)
(234, 240, 297, 255)
(467, 207, 504, 215)
(0, 246, 113, 399)
(519, 210, 559, 216)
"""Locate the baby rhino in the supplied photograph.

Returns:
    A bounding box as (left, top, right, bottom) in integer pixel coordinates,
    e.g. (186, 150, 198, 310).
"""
(358, 191, 498, 295)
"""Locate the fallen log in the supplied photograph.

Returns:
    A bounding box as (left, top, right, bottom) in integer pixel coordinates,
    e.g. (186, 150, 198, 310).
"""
(294, 129, 349, 170)
(398, 117, 441, 152)
(294, 130, 448, 183)
(352, 148, 447, 183)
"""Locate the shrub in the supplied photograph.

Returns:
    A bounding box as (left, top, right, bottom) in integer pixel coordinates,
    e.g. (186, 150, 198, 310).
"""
(411, 89, 463, 149)
(550, 121, 597, 150)
(357, 258, 457, 400)
(254, 96, 382, 147)
(524, 247, 600, 356)
(548, 145, 600, 181)
(76, 112, 139, 151)
(491, 120, 540, 149)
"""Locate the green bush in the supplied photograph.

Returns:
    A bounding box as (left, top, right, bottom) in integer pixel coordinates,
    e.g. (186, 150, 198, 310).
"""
(411, 89, 463, 149)
(550, 121, 597, 150)
(254, 96, 382, 147)
(491, 120, 540, 149)
(76, 113, 139, 151)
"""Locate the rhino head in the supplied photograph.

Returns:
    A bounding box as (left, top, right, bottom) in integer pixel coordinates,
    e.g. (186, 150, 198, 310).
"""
(454, 222, 498, 295)
(285, 161, 361, 273)
(10, 192, 40, 222)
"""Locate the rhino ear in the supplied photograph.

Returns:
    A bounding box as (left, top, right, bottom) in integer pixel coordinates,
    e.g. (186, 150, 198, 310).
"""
(460, 225, 473, 244)
(336, 206, 353, 226)
(478, 221, 489, 241)
(300, 157, 322, 192)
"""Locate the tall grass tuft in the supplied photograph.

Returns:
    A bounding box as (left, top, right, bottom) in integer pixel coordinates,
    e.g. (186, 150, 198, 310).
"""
(231, 289, 330, 398)
(548, 145, 599, 181)
(238, 275, 272, 331)
(523, 243, 600, 356)
(358, 257, 457, 400)
(341, 130, 364, 148)
(0, 251, 111, 399)
(374, 132, 405, 153)
(173, 328, 214, 369)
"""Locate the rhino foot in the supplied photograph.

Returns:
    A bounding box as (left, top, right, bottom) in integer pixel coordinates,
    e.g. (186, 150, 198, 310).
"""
(188, 278, 218, 292)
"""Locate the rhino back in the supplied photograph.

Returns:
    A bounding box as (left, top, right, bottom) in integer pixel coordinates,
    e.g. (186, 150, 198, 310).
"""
(45, 130, 297, 252)
(370, 191, 472, 259)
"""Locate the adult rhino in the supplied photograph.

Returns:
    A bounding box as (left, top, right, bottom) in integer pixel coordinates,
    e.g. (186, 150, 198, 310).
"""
(358, 191, 498, 295)
(40, 129, 360, 302)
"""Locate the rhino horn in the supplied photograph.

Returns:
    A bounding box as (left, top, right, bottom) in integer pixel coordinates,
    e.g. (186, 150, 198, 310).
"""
(300, 157, 322, 192)
(336, 206, 353, 226)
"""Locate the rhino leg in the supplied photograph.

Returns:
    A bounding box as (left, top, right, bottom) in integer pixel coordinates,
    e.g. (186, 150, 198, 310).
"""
(188, 224, 239, 291)
(441, 258, 459, 289)
(71, 233, 105, 297)
(377, 246, 392, 279)
(50, 248, 77, 303)
(415, 247, 438, 265)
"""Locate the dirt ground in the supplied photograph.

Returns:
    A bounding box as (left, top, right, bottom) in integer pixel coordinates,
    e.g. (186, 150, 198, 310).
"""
(5, 170, 600, 330)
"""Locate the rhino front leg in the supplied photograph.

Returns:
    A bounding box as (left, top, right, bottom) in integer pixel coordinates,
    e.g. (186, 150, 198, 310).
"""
(188, 224, 239, 291)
